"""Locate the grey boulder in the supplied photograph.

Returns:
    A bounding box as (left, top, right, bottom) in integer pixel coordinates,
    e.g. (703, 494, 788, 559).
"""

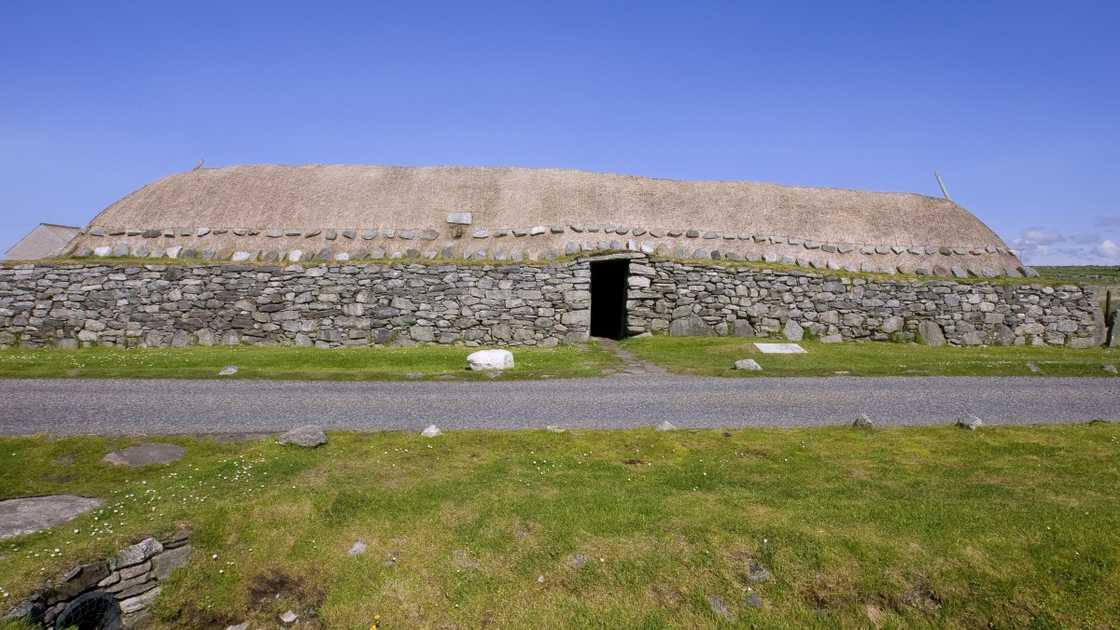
(278, 425, 327, 447)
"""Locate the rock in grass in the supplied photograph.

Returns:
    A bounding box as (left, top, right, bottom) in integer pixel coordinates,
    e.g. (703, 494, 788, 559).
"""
(224, 624, 249, 630)
(852, 414, 874, 430)
(347, 540, 367, 557)
(421, 424, 442, 438)
(655, 421, 677, 432)
(545, 425, 567, 433)
(734, 359, 762, 371)
(707, 594, 732, 619)
(278, 425, 327, 447)
(746, 558, 772, 582)
(467, 349, 514, 371)
(956, 414, 983, 430)
(218, 365, 239, 376)
(280, 610, 298, 624)
(1026, 361, 1041, 374)
(1104, 364, 1118, 374)
(563, 553, 590, 569)
(744, 591, 763, 608)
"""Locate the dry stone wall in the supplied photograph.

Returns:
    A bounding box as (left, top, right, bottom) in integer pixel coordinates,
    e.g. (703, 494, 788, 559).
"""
(0, 262, 592, 349)
(627, 261, 1100, 347)
(0, 259, 1101, 348)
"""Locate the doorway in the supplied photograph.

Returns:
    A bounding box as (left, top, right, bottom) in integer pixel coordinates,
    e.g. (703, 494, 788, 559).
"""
(590, 259, 629, 339)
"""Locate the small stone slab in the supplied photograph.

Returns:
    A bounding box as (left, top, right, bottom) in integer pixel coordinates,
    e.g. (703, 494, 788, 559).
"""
(347, 540, 368, 557)
(754, 343, 806, 354)
(421, 424, 442, 438)
(0, 495, 103, 539)
(218, 365, 239, 376)
(103, 443, 185, 467)
(734, 359, 762, 371)
(655, 421, 677, 432)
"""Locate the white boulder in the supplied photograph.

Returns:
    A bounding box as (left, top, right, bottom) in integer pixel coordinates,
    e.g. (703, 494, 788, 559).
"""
(467, 349, 514, 371)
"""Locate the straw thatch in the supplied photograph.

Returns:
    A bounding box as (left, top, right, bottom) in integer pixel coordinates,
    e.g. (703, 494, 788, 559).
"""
(67, 164, 1022, 273)
(84, 164, 1002, 243)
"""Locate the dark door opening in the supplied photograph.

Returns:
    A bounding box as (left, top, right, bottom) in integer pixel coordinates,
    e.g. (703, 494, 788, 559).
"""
(590, 259, 629, 339)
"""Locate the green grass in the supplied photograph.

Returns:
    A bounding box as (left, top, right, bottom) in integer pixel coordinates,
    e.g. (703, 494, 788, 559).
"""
(0, 343, 621, 381)
(1034, 265, 1120, 286)
(622, 336, 1120, 377)
(2, 424, 1119, 628)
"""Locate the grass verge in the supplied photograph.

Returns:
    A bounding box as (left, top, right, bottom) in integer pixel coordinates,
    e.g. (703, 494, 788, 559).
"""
(1, 424, 1118, 628)
(0, 343, 620, 381)
(622, 335, 1119, 377)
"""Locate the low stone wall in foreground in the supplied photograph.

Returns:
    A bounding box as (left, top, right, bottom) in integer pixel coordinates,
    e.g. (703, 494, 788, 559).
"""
(0, 259, 1102, 348)
(4, 528, 191, 628)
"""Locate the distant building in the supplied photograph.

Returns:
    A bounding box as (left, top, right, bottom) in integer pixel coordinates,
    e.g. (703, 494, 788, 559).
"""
(4, 223, 80, 260)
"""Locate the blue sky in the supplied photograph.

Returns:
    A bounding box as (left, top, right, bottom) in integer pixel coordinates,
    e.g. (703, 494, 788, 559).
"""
(2, 1, 1117, 263)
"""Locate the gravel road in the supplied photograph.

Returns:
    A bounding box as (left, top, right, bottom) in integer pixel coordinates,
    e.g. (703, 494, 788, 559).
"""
(1, 376, 1117, 435)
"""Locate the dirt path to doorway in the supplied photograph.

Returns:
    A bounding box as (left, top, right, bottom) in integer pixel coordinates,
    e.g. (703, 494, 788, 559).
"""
(595, 337, 670, 377)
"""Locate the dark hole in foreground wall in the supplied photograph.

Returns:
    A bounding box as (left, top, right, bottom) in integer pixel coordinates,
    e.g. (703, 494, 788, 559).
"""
(591, 260, 629, 339)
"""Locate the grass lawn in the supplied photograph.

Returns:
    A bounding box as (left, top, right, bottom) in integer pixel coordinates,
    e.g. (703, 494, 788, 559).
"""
(2, 424, 1119, 628)
(0, 343, 620, 381)
(622, 336, 1120, 378)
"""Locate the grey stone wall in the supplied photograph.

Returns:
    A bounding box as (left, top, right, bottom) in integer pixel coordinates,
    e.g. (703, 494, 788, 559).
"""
(0, 259, 1101, 349)
(627, 261, 1100, 347)
(0, 262, 591, 349)
(4, 528, 191, 628)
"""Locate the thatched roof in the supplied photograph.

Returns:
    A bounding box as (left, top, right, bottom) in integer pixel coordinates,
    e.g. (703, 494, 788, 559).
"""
(68, 164, 1022, 274)
(86, 164, 1004, 247)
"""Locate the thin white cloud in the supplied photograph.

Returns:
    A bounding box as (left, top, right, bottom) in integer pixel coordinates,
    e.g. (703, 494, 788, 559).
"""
(1018, 227, 1064, 245)
(1095, 239, 1120, 260)
(1010, 227, 1120, 265)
